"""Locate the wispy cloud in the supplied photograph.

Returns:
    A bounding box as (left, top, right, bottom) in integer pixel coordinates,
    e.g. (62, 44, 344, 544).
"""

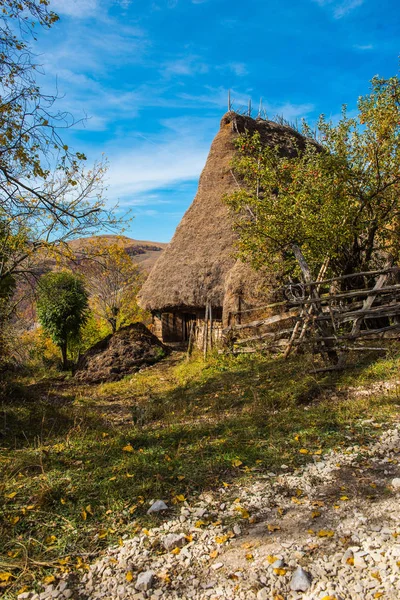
(354, 44, 373, 50)
(313, 0, 364, 19)
(161, 56, 209, 78)
(223, 62, 248, 77)
(51, 0, 98, 18)
(106, 131, 209, 203)
(264, 101, 315, 121)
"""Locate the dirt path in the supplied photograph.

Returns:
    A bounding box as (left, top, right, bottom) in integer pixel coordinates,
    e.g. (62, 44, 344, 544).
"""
(22, 415, 400, 600)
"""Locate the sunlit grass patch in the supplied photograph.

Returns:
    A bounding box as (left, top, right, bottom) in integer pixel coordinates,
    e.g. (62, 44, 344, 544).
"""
(0, 348, 399, 596)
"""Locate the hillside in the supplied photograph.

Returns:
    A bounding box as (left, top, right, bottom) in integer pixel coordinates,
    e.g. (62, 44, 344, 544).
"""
(68, 235, 168, 273)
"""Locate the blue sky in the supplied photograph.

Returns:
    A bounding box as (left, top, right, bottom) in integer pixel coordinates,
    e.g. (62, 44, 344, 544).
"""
(36, 0, 400, 242)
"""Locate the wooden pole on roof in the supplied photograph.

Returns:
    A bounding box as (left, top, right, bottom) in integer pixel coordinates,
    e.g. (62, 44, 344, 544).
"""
(248, 98, 252, 116)
(258, 98, 262, 118)
(228, 90, 231, 112)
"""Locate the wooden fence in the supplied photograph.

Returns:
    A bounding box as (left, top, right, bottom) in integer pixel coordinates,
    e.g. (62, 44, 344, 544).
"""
(223, 264, 400, 370)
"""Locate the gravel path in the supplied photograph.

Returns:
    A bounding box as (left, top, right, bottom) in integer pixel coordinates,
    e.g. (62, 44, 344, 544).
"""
(22, 421, 400, 600)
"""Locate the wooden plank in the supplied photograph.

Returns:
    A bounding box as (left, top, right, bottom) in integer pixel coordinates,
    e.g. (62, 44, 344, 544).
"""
(294, 322, 400, 344)
(286, 266, 400, 289)
(287, 285, 400, 306)
(224, 309, 300, 332)
(349, 261, 393, 338)
(310, 305, 400, 324)
(234, 329, 293, 345)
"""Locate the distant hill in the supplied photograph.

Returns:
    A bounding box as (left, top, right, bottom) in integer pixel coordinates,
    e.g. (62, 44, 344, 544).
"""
(68, 235, 168, 273)
(12, 235, 167, 330)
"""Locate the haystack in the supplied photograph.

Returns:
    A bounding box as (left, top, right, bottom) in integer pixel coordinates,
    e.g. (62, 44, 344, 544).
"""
(138, 112, 308, 344)
(74, 322, 168, 382)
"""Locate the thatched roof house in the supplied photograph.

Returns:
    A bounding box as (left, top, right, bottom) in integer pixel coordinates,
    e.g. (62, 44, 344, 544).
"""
(138, 111, 308, 344)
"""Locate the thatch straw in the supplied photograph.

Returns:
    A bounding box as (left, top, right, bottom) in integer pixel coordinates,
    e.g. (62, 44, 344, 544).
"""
(138, 112, 307, 320)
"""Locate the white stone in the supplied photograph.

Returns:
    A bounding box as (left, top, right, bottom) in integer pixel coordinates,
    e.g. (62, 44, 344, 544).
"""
(147, 500, 169, 514)
(162, 532, 187, 551)
(391, 478, 400, 490)
(271, 559, 285, 569)
(290, 567, 312, 592)
(135, 571, 155, 592)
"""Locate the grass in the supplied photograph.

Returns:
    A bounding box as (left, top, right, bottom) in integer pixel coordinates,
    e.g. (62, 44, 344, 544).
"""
(0, 348, 399, 597)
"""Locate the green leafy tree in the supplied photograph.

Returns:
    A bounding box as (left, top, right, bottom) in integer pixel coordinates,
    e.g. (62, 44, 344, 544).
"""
(36, 272, 89, 370)
(226, 73, 400, 281)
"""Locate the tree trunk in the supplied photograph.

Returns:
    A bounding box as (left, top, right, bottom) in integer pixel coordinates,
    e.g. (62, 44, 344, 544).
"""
(60, 341, 68, 371)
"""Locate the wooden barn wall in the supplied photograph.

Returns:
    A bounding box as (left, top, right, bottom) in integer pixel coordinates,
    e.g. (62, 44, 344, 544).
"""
(151, 309, 224, 346)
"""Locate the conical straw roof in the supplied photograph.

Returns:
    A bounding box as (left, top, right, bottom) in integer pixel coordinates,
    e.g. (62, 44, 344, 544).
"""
(139, 112, 308, 315)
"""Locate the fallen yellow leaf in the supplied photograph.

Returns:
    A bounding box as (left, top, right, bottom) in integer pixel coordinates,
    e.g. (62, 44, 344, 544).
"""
(317, 529, 334, 538)
(43, 576, 55, 585)
(267, 524, 281, 532)
(273, 568, 287, 575)
(5, 492, 17, 499)
(171, 547, 180, 555)
(126, 571, 133, 582)
(215, 535, 229, 544)
(210, 550, 218, 559)
(245, 552, 254, 561)
(123, 444, 134, 453)
(232, 459, 243, 467)
(266, 555, 279, 564)
(299, 448, 309, 454)
(195, 520, 205, 528)
(45, 535, 57, 544)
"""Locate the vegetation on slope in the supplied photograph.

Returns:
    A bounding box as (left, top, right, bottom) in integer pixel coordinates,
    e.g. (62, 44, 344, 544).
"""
(0, 349, 399, 596)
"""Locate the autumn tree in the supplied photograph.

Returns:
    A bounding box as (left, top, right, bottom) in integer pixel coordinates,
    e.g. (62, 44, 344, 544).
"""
(0, 1, 119, 291)
(36, 271, 89, 370)
(79, 240, 145, 334)
(226, 74, 400, 281)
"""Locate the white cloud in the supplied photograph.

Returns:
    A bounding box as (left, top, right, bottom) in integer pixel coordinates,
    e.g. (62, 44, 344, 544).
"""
(51, 0, 98, 18)
(226, 62, 248, 77)
(313, 0, 364, 18)
(161, 56, 209, 78)
(354, 44, 373, 50)
(264, 101, 315, 121)
(106, 133, 209, 203)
